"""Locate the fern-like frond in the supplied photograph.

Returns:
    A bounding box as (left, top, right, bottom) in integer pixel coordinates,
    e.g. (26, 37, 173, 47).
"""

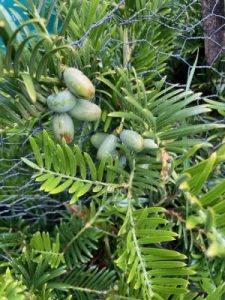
(30, 231, 65, 268)
(0, 229, 24, 250)
(177, 144, 225, 257)
(58, 216, 102, 268)
(0, 1, 75, 130)
(171, 283, 225, 300)
(22, 130, 125, 203)
(116, 202, 192, 299)
(11, 251, 66, 292)
(0, 268, 27, 300)
(101, 69, 224, 154)
(63, 266, 116, 300)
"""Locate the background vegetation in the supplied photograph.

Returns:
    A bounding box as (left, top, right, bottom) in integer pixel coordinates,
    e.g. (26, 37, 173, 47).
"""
(1, 0, 225, 299)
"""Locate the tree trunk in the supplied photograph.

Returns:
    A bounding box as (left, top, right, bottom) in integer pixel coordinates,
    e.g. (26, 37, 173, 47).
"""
(201, 0, 225, 65)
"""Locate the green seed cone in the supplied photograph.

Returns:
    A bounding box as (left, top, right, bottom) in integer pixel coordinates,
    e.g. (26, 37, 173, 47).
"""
(97, 134, 118, 160)
(64, 67, 95, 99)
(47, 90, 76, 113)
(143, 138, 158, 150)
(52, 113, 74, 144)
(120, 130, 144, 152)
(91, 133, 109, 148)
(69, 99, 101, 122)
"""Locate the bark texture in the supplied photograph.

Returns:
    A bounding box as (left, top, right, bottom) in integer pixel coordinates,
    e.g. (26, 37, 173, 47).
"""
(201, 0, 225, 65)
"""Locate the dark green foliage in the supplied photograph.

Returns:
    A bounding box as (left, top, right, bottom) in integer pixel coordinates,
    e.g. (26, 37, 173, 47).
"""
(58, 216, 102, 268)
(1, 0, 225, 299)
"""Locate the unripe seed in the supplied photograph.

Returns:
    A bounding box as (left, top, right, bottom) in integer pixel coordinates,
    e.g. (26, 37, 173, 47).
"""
(143, 138, 158, 150)
(97, 134, 118, 160)
(52, 113, 74, 143)
(117, 199, 129, 207)
(137, 164, 149, 169)
(111, 149, 119, 158)
(91, 133, 109, 148)
(69, 99, 101, 122)
(120, 130, 144, 152)
(119, 155, 127, 169)
(47, 90, 76, 113)
(64, 67, 95, 99)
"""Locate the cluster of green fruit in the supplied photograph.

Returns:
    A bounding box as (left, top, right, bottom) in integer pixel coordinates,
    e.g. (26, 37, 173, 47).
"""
(47, 68, 158, 160)
(47, 67, 101, 143)
(91, 130, 158, 160)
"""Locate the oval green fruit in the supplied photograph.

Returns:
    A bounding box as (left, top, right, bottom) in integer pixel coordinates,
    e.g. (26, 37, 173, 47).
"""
(52, 113, 74, 143)
(143, 138, 158, 150)
(111, 149, 119, 158)
(69, 99, 101, 121)
(119, 155, 127, 169)
(47, 90, 76, 113)
(91, 133, 109, 148)
(137, 164, 149, 169)
(120, 130, 144, 152)
(64, 67, 95, 99)
(97, 134, 118, 160)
